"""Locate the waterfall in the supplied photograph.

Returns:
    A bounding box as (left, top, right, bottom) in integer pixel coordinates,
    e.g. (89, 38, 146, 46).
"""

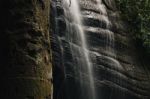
(63, 0, 96, 99)
(95, 0, 115, 56)
(53, 0, 119, 99)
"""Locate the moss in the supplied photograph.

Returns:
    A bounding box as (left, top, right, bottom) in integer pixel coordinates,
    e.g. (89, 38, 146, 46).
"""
(115, 0, 150, 57)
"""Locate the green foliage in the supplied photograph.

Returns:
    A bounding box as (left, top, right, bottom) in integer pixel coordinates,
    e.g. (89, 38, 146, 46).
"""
(115, 0, 150, 55)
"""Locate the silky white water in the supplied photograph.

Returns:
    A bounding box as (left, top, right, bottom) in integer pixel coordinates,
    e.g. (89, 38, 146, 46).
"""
(64, 0, 96, 99)
(96, 0, 115, 56)
(61, 0, 118, 99)
(53, 0, 126, 98)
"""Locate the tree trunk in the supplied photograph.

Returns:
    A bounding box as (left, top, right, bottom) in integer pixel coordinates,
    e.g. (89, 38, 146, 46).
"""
(0, 0, 52, 98)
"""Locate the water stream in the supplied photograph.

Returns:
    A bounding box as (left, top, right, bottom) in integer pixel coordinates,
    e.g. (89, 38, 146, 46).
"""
(63, 0, 96, 99)
(53, 0, 117, 99)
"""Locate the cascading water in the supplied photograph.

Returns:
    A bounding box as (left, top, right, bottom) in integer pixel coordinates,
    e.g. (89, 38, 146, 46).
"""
(52, 0, 121, 99)
(96, 0, 115, 56)
(62, 0, 96, 99)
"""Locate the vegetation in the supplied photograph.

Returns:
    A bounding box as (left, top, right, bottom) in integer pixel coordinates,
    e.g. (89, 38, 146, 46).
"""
(115, 0, 150, 56)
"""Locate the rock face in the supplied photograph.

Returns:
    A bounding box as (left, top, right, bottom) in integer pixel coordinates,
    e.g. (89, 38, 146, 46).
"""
(52, 0, 150, 99)
(0, 0, 52, 98)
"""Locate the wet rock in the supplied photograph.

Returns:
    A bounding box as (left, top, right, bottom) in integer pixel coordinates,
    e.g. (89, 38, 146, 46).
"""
(51, 0, 150, 99)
